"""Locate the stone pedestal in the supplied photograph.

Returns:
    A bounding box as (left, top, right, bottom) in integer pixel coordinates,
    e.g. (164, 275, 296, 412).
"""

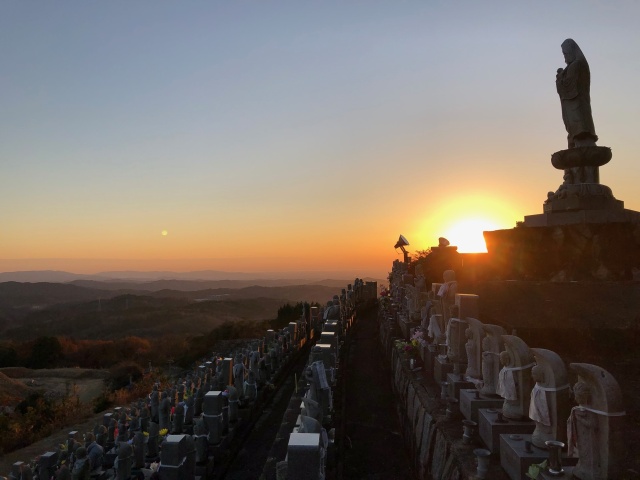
(203, 391, 223, 445)
(434, 356, 453, 385)
(478, 408, 534, 453)
(287, 433, 321, 480)
(446, 373, 474, 400)
(319, 332, 338, 355)
(422, 345, 436, 381)
(158, 434, 196, 480)
(459, 389, 504, 423)
(500, 433, 578, 480)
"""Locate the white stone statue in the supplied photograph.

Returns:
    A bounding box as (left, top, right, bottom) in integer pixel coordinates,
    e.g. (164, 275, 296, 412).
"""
(498, 335, 535, 420)
(479, 324, 505, 396)
(567, 363, 626, 480)
(528, 348, 571, 449)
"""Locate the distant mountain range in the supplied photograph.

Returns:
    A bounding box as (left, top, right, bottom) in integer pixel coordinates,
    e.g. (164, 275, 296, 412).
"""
(0, 269, 382, 285)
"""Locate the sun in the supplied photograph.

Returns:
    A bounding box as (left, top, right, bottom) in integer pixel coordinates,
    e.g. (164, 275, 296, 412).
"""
(441, 218, 500, 253)
(161, 230, 168, 236)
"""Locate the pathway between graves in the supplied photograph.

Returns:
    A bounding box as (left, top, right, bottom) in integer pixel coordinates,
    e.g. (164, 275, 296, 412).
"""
(223, 343, 313, 480)
(336, 307, 415, 479)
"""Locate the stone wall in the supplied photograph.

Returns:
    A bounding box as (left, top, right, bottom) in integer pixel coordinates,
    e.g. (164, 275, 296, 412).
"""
(378, 312, 509, 480)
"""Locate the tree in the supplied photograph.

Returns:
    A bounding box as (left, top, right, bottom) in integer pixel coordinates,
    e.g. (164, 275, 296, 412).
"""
(27, 337, 64, 369)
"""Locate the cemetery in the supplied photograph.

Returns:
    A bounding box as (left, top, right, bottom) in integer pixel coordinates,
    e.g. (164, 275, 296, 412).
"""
(1, 39, 639, 480)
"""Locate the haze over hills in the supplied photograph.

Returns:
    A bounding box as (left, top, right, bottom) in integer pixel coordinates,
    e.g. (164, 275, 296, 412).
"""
(0, 270, 384, 284)
(0, 271, 381, 341)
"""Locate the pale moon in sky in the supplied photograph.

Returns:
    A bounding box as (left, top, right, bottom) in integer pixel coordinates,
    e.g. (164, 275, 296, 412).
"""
(161, 230, 168, 236)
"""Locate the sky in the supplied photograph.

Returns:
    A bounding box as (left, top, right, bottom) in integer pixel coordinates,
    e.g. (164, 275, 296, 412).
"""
(2, 1, 640, 278)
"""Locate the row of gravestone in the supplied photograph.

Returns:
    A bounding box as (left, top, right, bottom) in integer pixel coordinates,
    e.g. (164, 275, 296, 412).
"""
(275, 284, 364, 480)
(386, 264, 626, 480)
(2, 312, 313, 480)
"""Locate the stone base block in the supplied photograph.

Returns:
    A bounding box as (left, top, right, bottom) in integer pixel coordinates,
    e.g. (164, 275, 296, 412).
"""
(500, 434, 578, 480)
(478, 408, 534, 453)
(421, 346, 436, 383)
(446, 373, 474, 400)
(459, 389, 504, 423)
(195, 457, 215, 479)
(434, 356, 453, 385)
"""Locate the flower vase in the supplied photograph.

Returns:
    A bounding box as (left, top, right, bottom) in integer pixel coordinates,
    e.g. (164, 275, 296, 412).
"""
(545, 440, 565, 476)
(473, 448, 491, 478)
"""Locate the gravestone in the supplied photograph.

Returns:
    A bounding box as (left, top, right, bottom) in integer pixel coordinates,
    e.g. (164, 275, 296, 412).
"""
(158, 434, 196, 480)
(287, 433, 321, 480)
(203, 391, 223, 445)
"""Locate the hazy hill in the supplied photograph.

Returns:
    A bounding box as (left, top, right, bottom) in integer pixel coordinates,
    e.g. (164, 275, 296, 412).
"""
(0, 281, 342, 340)
(69, 278, 353, 292)
(0, 269, 373, 284)
(2, 295, 289, 340)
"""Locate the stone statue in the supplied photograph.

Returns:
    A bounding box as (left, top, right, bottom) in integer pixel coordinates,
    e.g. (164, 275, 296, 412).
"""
(497, 335, 535, 420)
(158, 391, 170, 431)
(146, 422, 159, 459)
(150, 384, 159, 423)
(464, 318, 484, 380)
(172, 402, 185, 434)
(479, 324, 505, 396)
(445, 315, 467, 367)
(438, 270, 458, 324)
(244, 369, 257, 402)
(115, 442, 133, 480)
(132, 432, 145, 469)
(233, 356, 246, 397)
(528, 348, 571, 448)
(556, 39, 597, 149)
(567, 363, 626, 480)
(71, 447, 90, 480)
(85, 432, 104, 471)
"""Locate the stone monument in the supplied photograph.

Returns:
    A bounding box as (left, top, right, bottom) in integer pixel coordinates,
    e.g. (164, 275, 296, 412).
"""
(486, 39, 640, 282)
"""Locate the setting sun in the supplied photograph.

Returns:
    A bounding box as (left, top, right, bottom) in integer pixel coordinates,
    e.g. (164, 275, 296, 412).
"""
(441, 218, 500, 253)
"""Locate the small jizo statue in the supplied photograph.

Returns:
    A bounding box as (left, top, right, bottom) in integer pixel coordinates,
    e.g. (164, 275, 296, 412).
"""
(567, 363, 626, 480)
(528, 348, 571, 449)
(497, 335, 535, 420)
(464, 318, 484, 381)
(479, 324, 506, 397)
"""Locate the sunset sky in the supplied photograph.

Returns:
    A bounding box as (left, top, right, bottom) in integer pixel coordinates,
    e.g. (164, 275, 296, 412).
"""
(2, 2, 640, 278)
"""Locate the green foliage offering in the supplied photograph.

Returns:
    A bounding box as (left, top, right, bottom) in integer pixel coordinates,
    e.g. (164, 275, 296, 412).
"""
(526, 460, 548, 479)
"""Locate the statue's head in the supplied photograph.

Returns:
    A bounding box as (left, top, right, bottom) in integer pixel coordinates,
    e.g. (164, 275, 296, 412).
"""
(561, 38, 584, 65)
(531, 365, 544, 384)
(573, 380, 591, 406)
(499, 350, 511, 367)
(443, 270, 456, 282)
(465, 328, 473, 340)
